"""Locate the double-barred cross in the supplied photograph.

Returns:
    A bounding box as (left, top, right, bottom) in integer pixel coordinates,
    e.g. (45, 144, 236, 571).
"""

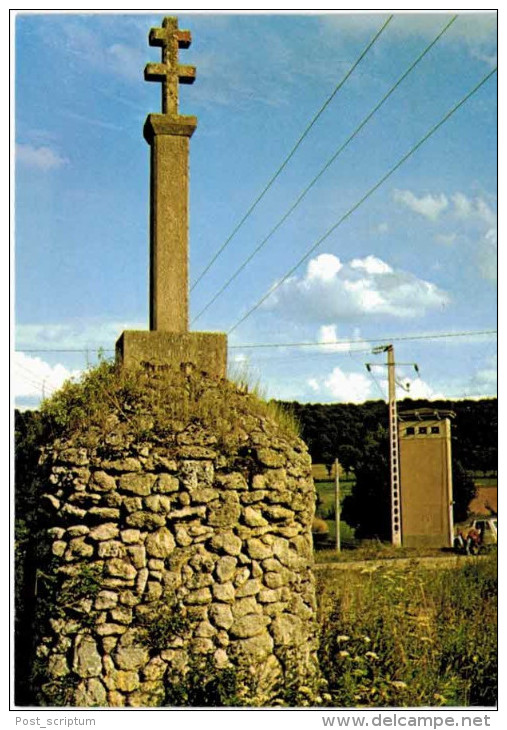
(144, 16, 196, 117)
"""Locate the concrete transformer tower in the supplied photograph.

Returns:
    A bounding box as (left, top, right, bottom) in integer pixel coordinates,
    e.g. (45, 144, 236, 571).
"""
(399, 408, 456, 548)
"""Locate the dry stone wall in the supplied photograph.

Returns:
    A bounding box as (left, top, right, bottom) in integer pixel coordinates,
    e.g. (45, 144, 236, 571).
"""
(33, 404, 319, 706)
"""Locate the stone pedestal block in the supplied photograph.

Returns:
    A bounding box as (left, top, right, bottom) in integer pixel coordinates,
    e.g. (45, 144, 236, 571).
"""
(115, 330, 227, 379)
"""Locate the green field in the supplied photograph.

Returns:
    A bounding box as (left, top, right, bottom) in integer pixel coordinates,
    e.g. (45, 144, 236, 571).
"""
(473, 476, 497, 488)
(314, 477, 356, 547)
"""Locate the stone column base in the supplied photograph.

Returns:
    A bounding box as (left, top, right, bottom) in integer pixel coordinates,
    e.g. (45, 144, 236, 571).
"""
(116, 330, 227, 379)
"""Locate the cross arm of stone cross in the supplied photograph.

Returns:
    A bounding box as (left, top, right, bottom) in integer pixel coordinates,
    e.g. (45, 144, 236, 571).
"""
(149, 26, 192, 50)
(144, 16, 196, 116)
(144, 63, 196, 85)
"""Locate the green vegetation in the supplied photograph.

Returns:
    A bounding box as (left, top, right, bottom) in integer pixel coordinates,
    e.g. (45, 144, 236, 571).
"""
(138, 601, 191, 652)
(317, 554, 497, 707)
(281, 398, 497, 477)
(163, 655, 249, 707)
(473, 477, 498, 489)
(37, 359, 299, 449)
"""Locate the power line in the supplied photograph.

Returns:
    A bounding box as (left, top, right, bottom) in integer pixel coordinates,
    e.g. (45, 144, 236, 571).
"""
(14, 364, 58, 397)
(228, 329, 497, 350)
(227, 66, 497, 334)
(189, 14, 394, 292)
(14, 328, 496, 356)
(16, 348, 116, 353)
(191, 15, 457, 324)
(231, 348, 374, 365)
(366, 366, 388, 400)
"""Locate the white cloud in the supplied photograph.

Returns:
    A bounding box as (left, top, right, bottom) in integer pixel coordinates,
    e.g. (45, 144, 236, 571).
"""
(13, 352, 81, 402)
(393, 189, 448, 221)
(231, 353, 249, 364)
(107, 43, 145, 82)
(393, 189, 496, 283)
(451, 192, 473, 219)
(468, 365, 497, 396)
(470, 48, 497, 68)
(307, 253, 343, 281)
(451, 193, 496, 227)
(317, 324, 366, 353)
(475, 199, 497, 229)
(350, 255, 392, 275)
(47, 18, 145, 83)
(266, 253, 449, 323)
(451, 193, 497, 281)
(307, 378, 320, 393)
(319, 13, 496, 63)
(324, 366, 374, 403)
(400, 377, 443, 400)
(16, 143, 68, 170)
(16, 320, 145, 351)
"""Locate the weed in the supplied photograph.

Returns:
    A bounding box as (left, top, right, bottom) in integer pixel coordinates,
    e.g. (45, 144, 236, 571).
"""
(317, 555, 497, 707)
(163, 655, 257, 707)
(39, 360, 300, 452)
(138, 601, 191, 652)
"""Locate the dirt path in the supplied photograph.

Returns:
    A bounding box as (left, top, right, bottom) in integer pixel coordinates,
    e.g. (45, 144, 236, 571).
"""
(315, 554, 488, 571)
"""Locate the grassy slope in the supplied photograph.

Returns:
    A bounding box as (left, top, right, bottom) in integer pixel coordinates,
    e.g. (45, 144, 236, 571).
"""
(317, 554, 497, 707)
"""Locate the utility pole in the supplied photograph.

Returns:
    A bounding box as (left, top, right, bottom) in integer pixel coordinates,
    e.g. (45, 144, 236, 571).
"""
(368, 345, 401, 546)
(334, 457, 341, 553)
(367, 346, 419, 547)
(385, 345, 401, 547)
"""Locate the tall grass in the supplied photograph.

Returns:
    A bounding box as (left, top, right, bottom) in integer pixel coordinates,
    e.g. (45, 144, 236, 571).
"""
(39, 359, 300, 450)
(317, 555, 497, 707)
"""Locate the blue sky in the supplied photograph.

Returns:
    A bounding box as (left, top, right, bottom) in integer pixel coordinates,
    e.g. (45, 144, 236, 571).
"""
(14, 11, 497, 409)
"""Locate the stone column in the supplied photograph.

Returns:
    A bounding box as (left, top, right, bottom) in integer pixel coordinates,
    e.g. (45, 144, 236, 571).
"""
(144, 114, 196, 333)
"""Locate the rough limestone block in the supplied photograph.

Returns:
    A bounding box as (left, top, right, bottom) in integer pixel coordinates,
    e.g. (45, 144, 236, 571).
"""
(75, 678, 107, 707)
(207, 493, 241, 528)
(92, 471, 117, 492)
(72, 635, 102, 678)
(209, 604, 234, 630)
(95, 591, 119, 610)
(233, 631, 274, 662)
(114, 630, 150, 671)
(116, 330, 227, 380)
(145, 527, 176, 558)
(215, 556, 237, 583)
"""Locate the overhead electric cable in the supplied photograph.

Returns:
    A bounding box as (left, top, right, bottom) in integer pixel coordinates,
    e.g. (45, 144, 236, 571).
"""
(367, 368, 388, 400)
(228, 329, 497, 349)
(191, 14, 457, 324)
(190, 14, 393, 291)
(15, 329, 496, 354)
(16, 348, 116, 353)
(227, 67, 497, 335)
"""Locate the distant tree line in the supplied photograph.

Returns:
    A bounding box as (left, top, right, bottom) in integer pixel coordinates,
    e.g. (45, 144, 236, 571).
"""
(276, 397, 497, 539)
(278, 398, 497, 476)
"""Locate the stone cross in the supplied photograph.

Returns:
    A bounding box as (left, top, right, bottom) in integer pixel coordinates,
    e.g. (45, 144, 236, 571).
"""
(116, 16, 227, 379)
(143, 16, 197, 333)
(145, 16, 196, 116)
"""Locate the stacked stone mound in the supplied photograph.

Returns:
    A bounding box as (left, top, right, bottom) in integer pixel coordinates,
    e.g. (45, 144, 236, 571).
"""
(33, 386, 319, 707)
